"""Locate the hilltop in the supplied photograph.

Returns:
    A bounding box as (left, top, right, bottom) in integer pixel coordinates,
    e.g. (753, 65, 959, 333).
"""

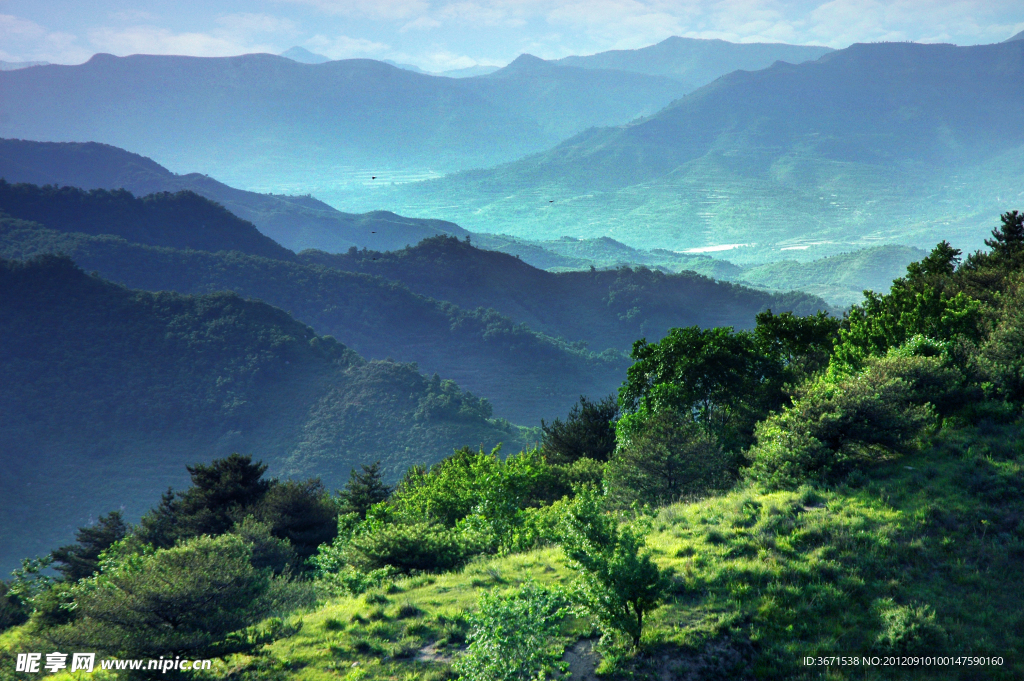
(554, 35, 832, 90)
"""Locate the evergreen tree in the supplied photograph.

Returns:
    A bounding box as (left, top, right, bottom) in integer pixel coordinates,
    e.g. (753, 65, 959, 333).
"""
(540, 394, 619, 464)
(337, 461, 392, 519)
(51, 511, 128, 582)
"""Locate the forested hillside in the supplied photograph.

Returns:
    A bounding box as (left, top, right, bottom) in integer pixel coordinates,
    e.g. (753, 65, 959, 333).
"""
(0, 255, 527, 573)
(0, 217, 624, 424)
(301, 235, 828, 350)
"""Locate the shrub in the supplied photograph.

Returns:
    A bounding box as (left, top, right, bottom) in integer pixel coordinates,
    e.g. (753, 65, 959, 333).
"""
(453, 582, 566, 681)
(746, 350, 956, 489)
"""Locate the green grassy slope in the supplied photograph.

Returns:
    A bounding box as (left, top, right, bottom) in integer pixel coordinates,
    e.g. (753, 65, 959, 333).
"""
(0, 219, 626, 424)
(0, 255, 527, 573)
(120, 425, 1020, 681)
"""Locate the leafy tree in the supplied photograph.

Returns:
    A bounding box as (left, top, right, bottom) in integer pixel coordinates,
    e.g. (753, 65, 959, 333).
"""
(618, 326, 784, 449)
(0, 582, 29, 633)
(560, 488, 670, 650)
(337, 461, 392, 519)
(835, 241, 981, 369)
(540, 394, 619, 464)
(754, 309, 840, 380)
(46, 534, 279, 660)
(605, 411, 731, 507)
(454, 582, 567, 681)
(50, 511, 128, 582)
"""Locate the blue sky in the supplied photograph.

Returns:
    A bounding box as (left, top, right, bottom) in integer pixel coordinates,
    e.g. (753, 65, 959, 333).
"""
(2, 1, 1022, 70)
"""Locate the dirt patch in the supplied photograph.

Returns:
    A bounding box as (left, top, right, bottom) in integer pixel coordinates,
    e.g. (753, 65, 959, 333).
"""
(562, 638, 600, 680)
(416, 642, 456, 664)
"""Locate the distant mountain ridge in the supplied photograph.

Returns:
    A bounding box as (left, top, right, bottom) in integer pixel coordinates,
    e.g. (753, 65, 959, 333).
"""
(554, 35, 832, 90)
(377, 40, 1024, 253)
(0, 52, 693, 186)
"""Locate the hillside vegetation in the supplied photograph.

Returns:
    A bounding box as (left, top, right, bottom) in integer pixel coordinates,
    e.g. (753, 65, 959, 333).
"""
(3, 213, 1023, 680)
(300, 235, 829, 351)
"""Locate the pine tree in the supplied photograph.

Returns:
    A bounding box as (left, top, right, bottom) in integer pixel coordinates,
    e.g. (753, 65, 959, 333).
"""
(338, 461, 392, 519)
(51, 511, 127, 582)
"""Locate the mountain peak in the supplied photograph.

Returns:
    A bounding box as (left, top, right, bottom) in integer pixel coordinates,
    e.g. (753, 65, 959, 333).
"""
(1006, 29, 1024, 43)
(281, 46, 331, 64)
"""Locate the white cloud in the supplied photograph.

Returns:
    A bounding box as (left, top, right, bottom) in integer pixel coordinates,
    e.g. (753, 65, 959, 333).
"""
(400, 16, 442, 32)
(0, 14, 90, 63)
(275, 0, 430, 21)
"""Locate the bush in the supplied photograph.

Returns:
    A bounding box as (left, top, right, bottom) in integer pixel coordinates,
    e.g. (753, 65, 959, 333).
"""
(746, 349, 958, 489)
(560, 488, 670, 650)
(453, 582, 567, 681)
(44, 534, 282, 659)
(343, 522, 474, 573)
(605, 410, 732, 507)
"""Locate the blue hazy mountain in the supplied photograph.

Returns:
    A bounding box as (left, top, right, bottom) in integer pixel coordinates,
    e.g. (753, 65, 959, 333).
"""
(0, 138, 469, 252)
(1005, 30, 1024, 42)
(376, 40, 1024, 254)
(0, 52, 691, 187)
(439, 64, 501, 77)
(280, 46, 331, 63)
(554, 35, 832, 91)
(0, 60, 49, 71)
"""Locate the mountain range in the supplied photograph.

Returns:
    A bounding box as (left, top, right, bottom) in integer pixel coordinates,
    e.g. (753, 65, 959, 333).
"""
(363, 40, 1024, 256)
(0, 52, 689, 188)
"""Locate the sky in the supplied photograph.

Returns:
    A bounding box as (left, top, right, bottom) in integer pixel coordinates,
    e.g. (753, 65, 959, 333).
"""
(2, 0, 1022, 71)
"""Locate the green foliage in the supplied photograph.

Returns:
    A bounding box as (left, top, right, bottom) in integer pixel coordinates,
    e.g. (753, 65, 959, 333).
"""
(50, 511, 127, 582)
(617, 325, 786, 450)
(133, 454, 337, 571)
(337, 461, 393, 520)
(0, 582, 28, 633)
(416, 374, 493, 422)
(342, 522, 474, 574)
(45, 534, 281, 659)
(605, 410, 732, 507)
(835, 241, 982, 369)
(560, 488, 671, 649)
(316, 447, 557, 575)
(453, 582, 567, 681)
(540, 394, 619, 464)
